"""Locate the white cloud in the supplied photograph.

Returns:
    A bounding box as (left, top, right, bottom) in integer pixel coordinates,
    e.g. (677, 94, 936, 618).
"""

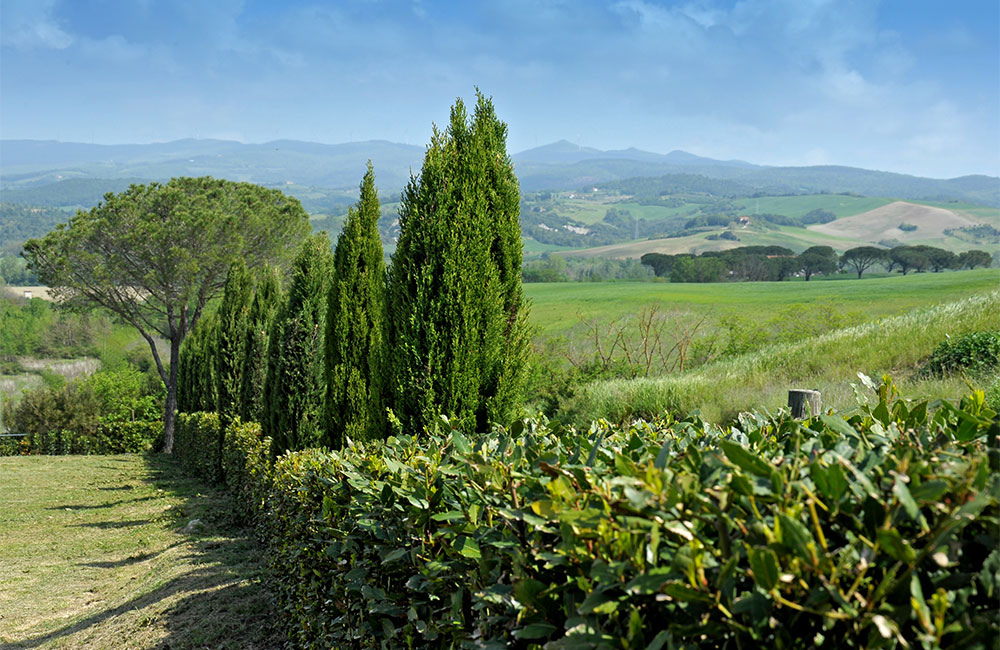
(1, 0, 73, 50)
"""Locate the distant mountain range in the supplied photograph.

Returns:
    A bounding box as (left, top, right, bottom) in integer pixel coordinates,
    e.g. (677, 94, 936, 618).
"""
(1, 138, 997, 208)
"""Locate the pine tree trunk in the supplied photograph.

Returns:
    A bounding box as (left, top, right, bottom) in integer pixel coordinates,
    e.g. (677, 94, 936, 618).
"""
(163, 338, 181, 453)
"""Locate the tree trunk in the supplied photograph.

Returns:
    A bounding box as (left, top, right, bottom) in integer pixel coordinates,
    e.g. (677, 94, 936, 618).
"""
(162, 337, 181, 453)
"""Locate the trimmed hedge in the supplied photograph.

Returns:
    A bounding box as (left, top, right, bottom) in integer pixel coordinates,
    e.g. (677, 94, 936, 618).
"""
(221, 418, 273, 523)
(174, 411, 222, 482)
(0, 421, 163, 456)
(254, 381, 998, 648)
(175, 411, 273, 525)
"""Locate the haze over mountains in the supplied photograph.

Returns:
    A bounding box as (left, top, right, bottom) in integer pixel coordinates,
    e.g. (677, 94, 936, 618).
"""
(1, 138, 997, 209)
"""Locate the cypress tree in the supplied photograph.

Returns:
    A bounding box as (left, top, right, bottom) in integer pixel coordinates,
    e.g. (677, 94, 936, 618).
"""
(264, 232, 334, 453)
(177, 313, 218, 413)
(214, 260, 253, 427)
(386, 91, 530, 435)
(238, 265, 282, 424)
(324, 163, 387, 448)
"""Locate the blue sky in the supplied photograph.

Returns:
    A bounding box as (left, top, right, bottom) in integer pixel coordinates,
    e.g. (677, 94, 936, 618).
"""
(1, 0, 997, 178)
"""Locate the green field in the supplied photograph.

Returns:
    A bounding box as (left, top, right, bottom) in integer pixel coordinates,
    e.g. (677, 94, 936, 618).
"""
(562, 290, 1000, 424)
(0, 455, 278, 649)
(525, 268, 1000, 336)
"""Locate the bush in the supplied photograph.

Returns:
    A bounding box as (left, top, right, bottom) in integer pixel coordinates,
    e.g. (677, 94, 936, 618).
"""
(0, 421, 163, 456)
(221, 418, 272, 523)
(174, 412, 222, 481)
(258, 381, 998, 648)
(922, 331, 1000, 377)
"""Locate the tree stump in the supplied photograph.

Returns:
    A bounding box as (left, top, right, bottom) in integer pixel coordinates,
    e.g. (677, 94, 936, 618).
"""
(788, 389, 821, 418)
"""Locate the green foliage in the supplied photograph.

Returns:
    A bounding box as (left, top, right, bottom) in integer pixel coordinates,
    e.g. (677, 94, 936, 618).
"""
(324, 163, 388, 447)
(958, 249, 993, 269)
(0, 295, 113, 358)
(220, 418, 273, 523)
(0, 421, 163, 455)
(922, 331, 1000, 377)
(798, 245, 839, 280)
(670, 255, 727, 282)
(22, 176, 312, 453)
(523, 255, 653, 282)
(238, 266, 283, 424)
(841, 246, 889, 279)
(3, 366, 162, 443)
(387, 92, 530, 435)
(214, 261, 253, 426)
(890, 246, 931, 275)
(0, 254, 37, 284)
(176, 313, 218, 414)
(254, 383, 997, 648)
(0, 203, 70, 252)
(174, 412, 222, 482)
(264, 232, 334, 453)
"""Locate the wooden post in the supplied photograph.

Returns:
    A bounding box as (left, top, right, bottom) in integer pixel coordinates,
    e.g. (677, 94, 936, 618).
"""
(788, 389, 821, 418)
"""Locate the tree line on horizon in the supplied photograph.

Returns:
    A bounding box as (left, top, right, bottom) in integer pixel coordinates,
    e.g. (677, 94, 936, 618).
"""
(638, 244, 993, 283)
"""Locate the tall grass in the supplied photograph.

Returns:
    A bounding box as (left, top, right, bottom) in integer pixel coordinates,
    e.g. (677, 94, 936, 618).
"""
(560, 291, 1000, 424)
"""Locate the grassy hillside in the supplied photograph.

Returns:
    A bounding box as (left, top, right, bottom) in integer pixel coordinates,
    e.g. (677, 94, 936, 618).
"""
(559, 290, 1000, 425)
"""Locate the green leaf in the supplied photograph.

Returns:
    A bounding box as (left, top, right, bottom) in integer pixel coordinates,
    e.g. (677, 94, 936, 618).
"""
(719, 439, 773, 478)
(381, 548, 409, 564)
(777, 513, 816, 563)
(654, 441, 671, 469)
(646, 630, 670, 650)
(514, 622, 558, 640)
(820, 414, 857, 439)
(625, 568, 673, 595)
(579, 589, 620, 614)
(748, 547, 780, 591)
(452, 536, 481, 560)
(876, 528, 915, 563)
(909, 480, 948, 503)
(451, 431, 470, 453)
(663, 582, 713, 602)
(892, 476, 920, 521)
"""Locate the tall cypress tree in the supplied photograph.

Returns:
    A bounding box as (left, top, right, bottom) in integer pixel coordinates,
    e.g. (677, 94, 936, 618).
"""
(324, 163, 387, 448)
(264, 232, 334, 453)
(386, 91, 529, 435)
(238, 265, 282, 424)
(214, 260, 253, 427)
(177, 313, 218, 413)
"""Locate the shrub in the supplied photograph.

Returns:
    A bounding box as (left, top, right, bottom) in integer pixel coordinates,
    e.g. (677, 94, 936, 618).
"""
(259, 381, 998, 648)
(174, 412, 221, 481)
(922, 331, 1000, 377)
(220, 418, 272, 523)
(0, 420, 163, 456)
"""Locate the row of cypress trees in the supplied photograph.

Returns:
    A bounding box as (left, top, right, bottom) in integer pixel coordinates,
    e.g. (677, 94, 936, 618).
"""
(177, 92, 530, 452)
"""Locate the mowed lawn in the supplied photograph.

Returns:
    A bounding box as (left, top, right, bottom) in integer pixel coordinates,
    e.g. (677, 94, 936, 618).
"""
(524, 268, 1000, 336)
(0, 455, 280, 650)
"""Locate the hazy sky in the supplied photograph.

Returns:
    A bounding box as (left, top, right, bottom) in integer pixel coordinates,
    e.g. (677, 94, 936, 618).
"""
(2, 0, 998, 178)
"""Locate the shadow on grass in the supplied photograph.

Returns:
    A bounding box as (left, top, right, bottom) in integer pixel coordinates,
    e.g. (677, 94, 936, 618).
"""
(10, 455, 282, 650)
(49, 495, 159, 510)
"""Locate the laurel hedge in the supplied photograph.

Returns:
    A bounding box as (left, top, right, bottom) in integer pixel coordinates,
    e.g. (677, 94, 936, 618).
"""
(175, 378, 999, 648)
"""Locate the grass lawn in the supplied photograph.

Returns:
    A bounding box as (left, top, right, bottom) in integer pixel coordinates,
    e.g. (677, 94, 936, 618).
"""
(0, 455, 280, 649)
(524, 268, 1000, 336)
